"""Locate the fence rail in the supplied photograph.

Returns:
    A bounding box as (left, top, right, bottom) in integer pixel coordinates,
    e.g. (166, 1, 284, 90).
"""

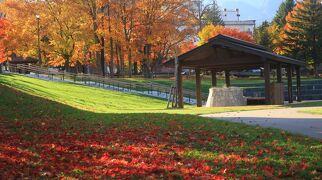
(8, 64, 207, 104)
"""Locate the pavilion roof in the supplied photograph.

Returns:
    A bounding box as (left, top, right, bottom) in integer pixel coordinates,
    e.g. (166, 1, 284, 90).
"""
(164, 34, 305, 71)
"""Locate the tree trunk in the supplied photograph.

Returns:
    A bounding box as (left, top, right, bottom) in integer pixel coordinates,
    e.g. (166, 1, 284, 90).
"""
(115, 43, 120, 77)
(100, 37, 106, 76)
(109, 37, 114, 78)
(120, 46, 125, 77)
(0, 63, 3, 74)
(64, 57, 70, 72)
(128, 48, 132, 77)
(83, 47, 87, 74)
(142, 59, 152, 78)
(133, 61, 138, 75)
(5, 60, 8, 71)
(314, 63, 319, 78)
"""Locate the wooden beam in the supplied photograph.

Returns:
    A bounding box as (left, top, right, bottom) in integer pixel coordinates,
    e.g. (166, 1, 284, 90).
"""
(175, 58, 184, 108)
(211, 70, 217, 87)
(225, 70, 230, 87)
(264, 61, 271, 105)
(287, 65, 293, 104)
(195, 68, 202, 107)
(296, 66, 302, 102)
(276, 63, 282, 83)
(182, 63, 263, 71)
(182, 57, 259, 67)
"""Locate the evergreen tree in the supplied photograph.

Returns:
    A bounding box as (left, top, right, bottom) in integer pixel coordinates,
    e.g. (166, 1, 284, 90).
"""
(255, 21, 271, 49)
(284, 0, 322, 76)
(273, 0, 295, 28)
(204, 0, 224, 25)
(268, 0, 295, 55)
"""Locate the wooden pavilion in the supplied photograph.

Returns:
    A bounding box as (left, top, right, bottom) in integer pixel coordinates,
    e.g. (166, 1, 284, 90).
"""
(164, 35, 306, 108)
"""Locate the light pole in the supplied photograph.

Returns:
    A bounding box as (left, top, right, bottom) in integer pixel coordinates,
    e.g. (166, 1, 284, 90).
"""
(36, 15, 42, 64)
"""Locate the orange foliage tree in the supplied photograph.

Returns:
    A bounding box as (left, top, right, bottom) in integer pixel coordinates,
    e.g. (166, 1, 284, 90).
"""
(283, 0, 322, 75)
(0, 18, 9, 63)
(198, 24, 254, 46)
(1, 0, 197, 76)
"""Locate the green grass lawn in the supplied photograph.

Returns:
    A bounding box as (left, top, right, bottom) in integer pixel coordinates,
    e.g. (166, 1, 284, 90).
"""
(300, 108, 322, 114)
(288, 101, 322, 115)
(0, 74, 321, 179)
(0, 74, 280, 115)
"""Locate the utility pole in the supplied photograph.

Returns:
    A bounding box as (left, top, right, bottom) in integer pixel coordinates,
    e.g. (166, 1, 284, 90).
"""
(236, 8, 240, 21)
(36, 15, 42, 64)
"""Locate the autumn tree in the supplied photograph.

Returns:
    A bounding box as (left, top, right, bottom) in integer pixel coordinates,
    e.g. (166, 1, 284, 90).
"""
(136, 0, 196, 78)
(268, 0, 295, 55)
(0, 1, 40, 59)
(116, 0, 136, 77)
(1, 0, 93, 72)
(273, 0, 295, 28)
(41, 0, 92, 71)
(284, 0, 322, 76)
(1, 0, 196, 77)
(267, 23, 286, 55)
(198, 24, 254, 46)
(255, 21, 271, 49)
(74, 0, 109, 76)
(0, 18, 9, 73)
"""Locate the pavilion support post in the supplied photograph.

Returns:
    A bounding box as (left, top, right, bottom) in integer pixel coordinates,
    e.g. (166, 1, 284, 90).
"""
(175, 58, 184, 108)
(225, 70, 230, 87)
(264, 61, 271, 105)
(277, 63, 282, 83)
(195, 68, 202, 107)
(296, 66, 302, 102)
(287, 65, 293, 104)
(211, 70, 217, 87)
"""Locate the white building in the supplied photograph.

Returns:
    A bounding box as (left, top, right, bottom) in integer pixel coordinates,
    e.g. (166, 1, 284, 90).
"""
(221, 8, 256, 35)
(224, 20, 256, 35)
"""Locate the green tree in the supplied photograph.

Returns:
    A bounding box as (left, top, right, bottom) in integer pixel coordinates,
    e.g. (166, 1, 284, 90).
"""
(273, 0, 295, 28)
(255, 21, 271, 49)
(204, 0, 223, 25)
(284, 0, 322, 76)
(268, 0, 295, 55)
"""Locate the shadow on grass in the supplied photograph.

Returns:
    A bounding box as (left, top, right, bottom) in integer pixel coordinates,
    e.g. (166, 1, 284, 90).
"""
(0, 85, 321, 179)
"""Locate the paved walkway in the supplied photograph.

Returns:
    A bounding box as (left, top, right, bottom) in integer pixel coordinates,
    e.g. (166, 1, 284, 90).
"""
(203, 107, 322, 139)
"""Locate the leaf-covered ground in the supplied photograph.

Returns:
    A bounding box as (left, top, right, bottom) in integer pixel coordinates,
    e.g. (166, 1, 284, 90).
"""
(0, 75, 321, 179)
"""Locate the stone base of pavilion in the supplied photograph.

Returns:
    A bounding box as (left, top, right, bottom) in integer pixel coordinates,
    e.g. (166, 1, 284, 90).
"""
(206, 87, 247, 107)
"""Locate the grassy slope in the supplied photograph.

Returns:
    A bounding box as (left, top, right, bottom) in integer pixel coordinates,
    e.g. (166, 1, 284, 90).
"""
(0, 74, 280, 115)
(0, 74, 321, 178)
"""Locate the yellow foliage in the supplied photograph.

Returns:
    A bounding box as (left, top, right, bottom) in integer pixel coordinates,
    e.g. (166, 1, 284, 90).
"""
(198, 25, 224, 46)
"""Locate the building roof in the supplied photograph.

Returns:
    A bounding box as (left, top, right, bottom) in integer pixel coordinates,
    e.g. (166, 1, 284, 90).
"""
(164, 34, 305, 71)
(224, 20, 256, 26)
(9, 56, 38, 64)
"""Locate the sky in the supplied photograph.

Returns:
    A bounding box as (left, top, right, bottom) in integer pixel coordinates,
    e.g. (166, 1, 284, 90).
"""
(208, 0, 285, 25)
